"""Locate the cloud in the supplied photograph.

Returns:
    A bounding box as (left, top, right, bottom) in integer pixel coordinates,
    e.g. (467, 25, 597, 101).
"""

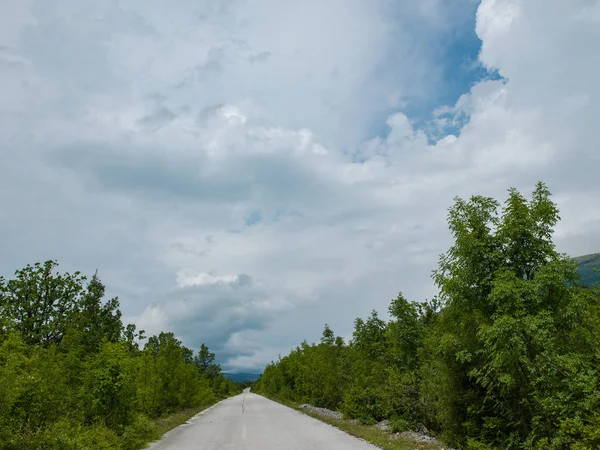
(1, 0, 599, 371)
(247, 51, 271, 65)
(134, 273, 293, 368)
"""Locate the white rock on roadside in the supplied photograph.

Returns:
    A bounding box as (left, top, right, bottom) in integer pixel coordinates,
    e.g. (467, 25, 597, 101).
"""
(298, 404, 343, 420)
(374, 420, 391, 432)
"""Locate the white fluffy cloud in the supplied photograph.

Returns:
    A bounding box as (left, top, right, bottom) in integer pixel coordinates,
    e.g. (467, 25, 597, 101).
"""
(1, 0, 599, 371)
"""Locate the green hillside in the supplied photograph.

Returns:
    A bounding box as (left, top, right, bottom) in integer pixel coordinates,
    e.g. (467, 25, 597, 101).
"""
(575, 253, 600, 287)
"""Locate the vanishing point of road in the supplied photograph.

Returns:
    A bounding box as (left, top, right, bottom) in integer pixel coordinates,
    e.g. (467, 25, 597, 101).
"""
(148, 389, 378, 449)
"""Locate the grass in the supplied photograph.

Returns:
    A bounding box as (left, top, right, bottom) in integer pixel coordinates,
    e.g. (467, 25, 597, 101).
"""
(259, 394, 446, 450)
(139, 397, 229, 449)
(151, 403, 217, 437)
(302, 413, 446, 450)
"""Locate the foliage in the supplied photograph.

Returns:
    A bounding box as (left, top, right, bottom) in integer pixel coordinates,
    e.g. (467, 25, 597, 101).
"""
(0, 262, 240, 449)
(255, 182, 600, 449)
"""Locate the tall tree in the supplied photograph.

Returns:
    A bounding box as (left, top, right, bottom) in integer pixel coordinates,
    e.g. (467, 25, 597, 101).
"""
(0, 261, 85, 346)
(427, 182, 600, 447)
(320, 324, 335, 346)
(256, 182, 600, 448)
(195, 343, 221, 378)
(74, 271, 123, 353)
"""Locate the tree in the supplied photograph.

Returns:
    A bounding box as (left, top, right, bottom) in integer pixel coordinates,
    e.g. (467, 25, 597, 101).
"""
(320, 324, 335, 346)
(74, 271, 123, 353)
(84, 342, 137, 431)
(426, 182, 600, 447)
(0, 260, 240, 448)
(195, 343, 221, 378)
(387, 292, 421, 371)
(0, 262, 124, 350)
(0, 261, 85, 346)
(123, 323, 146, 352)
(256, 182, 600, 449)
(341, 311, 390, 423)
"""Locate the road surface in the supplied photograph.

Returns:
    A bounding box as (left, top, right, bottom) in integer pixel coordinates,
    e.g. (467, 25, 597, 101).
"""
(148, 390, 378, 449)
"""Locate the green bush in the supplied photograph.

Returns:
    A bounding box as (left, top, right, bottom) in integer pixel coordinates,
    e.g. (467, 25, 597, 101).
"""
(341, 386, 385, 424)
(390, 417, 413, 434)
(0, 261, 239, 449)
(121, 414, 159, 450)
(0, 420, 122, 450)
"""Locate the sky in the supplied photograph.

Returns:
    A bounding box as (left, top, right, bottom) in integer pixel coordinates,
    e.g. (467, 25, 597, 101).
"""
(1, 0, 599, 372)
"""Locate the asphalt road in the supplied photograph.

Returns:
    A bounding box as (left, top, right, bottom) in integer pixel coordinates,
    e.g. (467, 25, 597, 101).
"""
(148, 390, 378, 449)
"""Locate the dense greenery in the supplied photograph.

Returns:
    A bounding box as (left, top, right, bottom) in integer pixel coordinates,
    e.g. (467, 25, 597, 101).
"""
(255, 183, 600, 449)
(0, 261, 240, 450)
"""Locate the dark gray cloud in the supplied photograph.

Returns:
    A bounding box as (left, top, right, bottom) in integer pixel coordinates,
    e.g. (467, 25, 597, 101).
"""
(53, 145, 340, 208)
(138, 106, 177, 131)
(135, 273, 292, 370)
(248, 51, 271, 64)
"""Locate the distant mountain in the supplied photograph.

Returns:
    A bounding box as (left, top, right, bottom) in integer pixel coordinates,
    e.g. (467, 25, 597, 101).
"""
(223, 372, 261, 383)
(574, 253, 600, 287)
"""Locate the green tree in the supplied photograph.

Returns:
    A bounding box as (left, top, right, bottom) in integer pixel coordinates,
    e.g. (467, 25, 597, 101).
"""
(0, 261, 85, 346)
(0, 260, 239, 449)
(387, 292, 421, 371)
(320, 324, 335, 345)
(73, 271, 123, 353)
(426, 182, 600, 447)
(256, 182, 600, 449)
(341, 311, 389, 423)
(195, 343, 221, 378)
(84, 342, 137, 431)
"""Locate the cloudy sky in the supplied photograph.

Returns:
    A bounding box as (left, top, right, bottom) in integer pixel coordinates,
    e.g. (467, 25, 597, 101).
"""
(1, 0, 599, 372)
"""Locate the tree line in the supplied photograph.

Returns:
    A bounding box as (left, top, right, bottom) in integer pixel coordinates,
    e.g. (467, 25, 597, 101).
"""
(254, 182, 600, 449)
(0, 261, 240, 449)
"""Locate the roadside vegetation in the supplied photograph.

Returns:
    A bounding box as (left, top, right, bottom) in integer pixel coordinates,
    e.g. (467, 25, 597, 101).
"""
(0, 262, 240, 449)
(299, 410, 442, 450)
(254, 182, 600, 449)
(260, 394, 443, 450)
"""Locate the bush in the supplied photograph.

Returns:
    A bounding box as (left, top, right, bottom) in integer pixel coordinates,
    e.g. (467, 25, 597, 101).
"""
(390, 417, 413, 434)
(341, 386, 385, 424)
(121, 414, 159, 450)
(1, 420, 122, 450)
(0, 261, 236, 449)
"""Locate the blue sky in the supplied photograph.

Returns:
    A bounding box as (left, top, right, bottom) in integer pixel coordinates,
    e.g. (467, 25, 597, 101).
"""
(383, 2, 485, 119)
(1, 0, 599, 371)
(359, 1, 504, 145)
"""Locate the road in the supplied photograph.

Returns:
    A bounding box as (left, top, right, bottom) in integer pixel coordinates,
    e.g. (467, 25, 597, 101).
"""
(148, 390, 378, 449)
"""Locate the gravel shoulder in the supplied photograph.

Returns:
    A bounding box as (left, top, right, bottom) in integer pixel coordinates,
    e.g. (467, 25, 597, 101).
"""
(295, 403, 450, 450)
